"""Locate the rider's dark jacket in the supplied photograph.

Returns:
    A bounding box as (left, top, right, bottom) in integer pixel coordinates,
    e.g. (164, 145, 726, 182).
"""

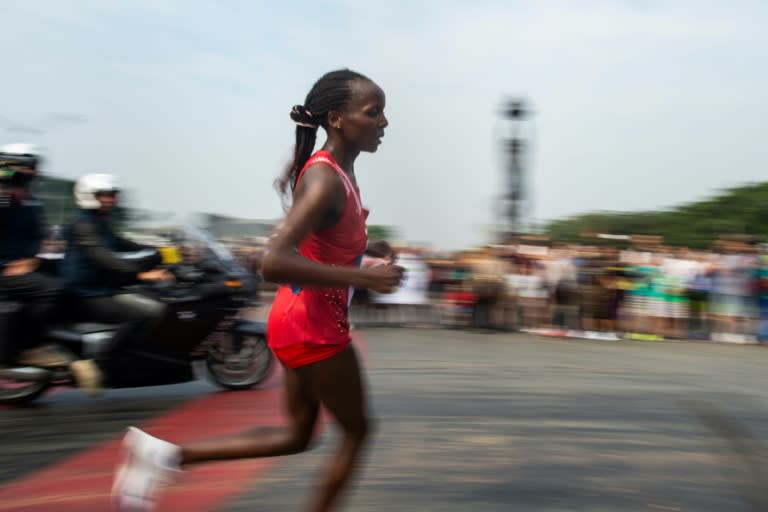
(0, 191, 45, 271)
(62, 210, 160, 297)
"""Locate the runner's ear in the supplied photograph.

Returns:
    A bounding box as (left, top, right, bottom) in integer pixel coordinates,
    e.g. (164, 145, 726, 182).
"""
(327, 110, 343, 130)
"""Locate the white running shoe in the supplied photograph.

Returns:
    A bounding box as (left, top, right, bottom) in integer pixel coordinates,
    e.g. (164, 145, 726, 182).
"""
(111, 427, 182, 511)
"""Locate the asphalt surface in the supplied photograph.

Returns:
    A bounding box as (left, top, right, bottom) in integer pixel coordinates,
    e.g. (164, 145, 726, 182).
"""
(2, 329, 768, 511)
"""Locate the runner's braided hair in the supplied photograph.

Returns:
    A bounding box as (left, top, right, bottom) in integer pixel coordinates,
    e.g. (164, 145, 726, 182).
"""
(276, 69, 370, 202)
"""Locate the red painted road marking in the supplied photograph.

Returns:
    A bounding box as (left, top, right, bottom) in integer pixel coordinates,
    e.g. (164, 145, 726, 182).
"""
(0, 333, 369, 511)
(0, 383, 285, 511)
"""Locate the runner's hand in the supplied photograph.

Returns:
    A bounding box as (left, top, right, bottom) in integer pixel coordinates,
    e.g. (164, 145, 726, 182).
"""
(362, 264, 405, 293)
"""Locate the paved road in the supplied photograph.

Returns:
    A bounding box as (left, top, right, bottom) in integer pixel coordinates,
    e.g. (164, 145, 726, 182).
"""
(2, 329, 768, 511)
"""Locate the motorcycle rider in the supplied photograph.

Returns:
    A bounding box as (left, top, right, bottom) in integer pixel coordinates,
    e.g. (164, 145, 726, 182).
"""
(62, 174, 173, 376)
(0, 143, 102, 394)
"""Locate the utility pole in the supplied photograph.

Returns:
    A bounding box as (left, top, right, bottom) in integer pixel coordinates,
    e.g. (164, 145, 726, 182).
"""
(498, 99, 532, 243)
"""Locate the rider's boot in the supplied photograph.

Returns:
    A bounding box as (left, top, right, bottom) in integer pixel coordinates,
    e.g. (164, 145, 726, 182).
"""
(70, 359, 104, 396)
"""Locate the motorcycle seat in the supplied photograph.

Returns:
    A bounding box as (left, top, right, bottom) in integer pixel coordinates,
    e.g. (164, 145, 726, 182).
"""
(47, 322, 117, 342)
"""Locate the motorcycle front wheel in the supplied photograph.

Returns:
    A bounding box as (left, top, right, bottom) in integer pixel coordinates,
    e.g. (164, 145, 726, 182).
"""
(206, 333, 273, 390)
(0, 367, 51, 405)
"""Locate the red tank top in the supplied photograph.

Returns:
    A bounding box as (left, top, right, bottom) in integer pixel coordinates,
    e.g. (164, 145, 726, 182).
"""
(267, 151, 369, 348)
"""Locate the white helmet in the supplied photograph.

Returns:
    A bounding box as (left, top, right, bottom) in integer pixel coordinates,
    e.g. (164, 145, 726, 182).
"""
(74, 173, 120, 209)
(0, 142, 42, 170)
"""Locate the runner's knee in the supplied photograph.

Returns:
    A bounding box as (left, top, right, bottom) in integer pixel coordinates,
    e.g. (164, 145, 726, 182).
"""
(285, 428, 315, 454)
(342, 414, 374, 442)
(285, 410, 320, 453)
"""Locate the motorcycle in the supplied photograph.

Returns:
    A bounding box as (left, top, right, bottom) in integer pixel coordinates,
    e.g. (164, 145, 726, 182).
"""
(0, 225, 273, 405)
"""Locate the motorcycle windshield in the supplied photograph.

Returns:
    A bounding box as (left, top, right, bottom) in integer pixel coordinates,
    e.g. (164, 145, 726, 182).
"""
(131, 224, 250, 280)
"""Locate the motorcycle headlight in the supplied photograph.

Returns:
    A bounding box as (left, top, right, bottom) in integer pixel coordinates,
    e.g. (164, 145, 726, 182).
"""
(158, 246, 181, 265)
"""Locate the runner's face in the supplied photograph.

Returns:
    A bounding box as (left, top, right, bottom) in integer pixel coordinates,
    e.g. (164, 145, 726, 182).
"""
(338, 80, 388, 153)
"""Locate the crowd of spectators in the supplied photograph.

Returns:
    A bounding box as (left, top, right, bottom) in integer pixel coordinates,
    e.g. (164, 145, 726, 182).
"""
(228, 236, 768, 344)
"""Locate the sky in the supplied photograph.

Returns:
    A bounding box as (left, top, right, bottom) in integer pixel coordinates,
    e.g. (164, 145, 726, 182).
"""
(2, 0, 767, 250)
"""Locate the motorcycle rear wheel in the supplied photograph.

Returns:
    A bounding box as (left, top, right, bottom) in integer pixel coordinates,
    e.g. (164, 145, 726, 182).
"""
(206, 333, 273, 390)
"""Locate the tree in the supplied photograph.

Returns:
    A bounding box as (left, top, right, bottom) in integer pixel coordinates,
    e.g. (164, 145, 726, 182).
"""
(367, 224, 398, 242)
(543, 182, 768, 248)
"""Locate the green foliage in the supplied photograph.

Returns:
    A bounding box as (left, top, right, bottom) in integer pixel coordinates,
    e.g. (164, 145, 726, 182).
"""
(367, 224, 397, 241)
(543, 182, 768, 248)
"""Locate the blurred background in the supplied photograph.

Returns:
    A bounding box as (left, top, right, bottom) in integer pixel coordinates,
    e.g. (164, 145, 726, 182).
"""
(4, 0, 766, 342)
(3, 3, 768, 512)
(1, 1, 766, 246)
